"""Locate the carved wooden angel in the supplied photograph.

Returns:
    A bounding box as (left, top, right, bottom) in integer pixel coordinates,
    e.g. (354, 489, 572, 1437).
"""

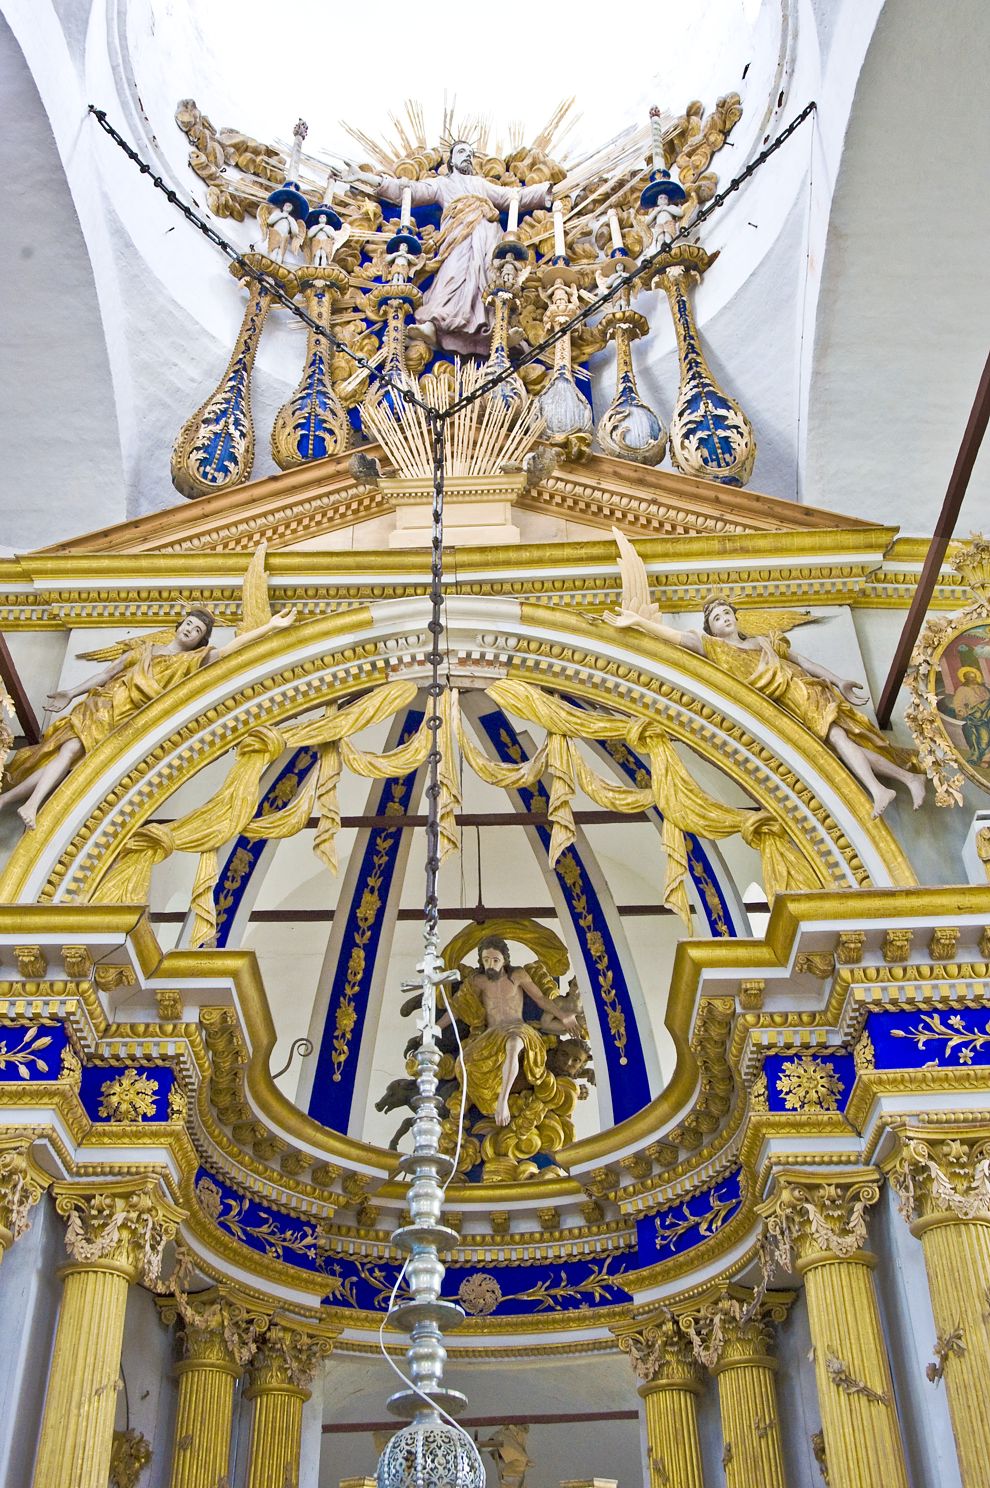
(604, 527, 924, 817)
(0, 543, 293, 830)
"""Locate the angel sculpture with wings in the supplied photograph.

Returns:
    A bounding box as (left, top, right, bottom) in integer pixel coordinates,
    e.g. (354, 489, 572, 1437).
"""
(605, 529, 924, 818)
(0, 545, 293, 830)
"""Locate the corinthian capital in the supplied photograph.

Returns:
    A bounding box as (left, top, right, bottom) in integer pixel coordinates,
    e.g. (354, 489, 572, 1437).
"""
(757, 1168, 880, 1270)
(158, 1284, 270, 1369)
(884, 1128, 990, 1227)
(679, 1286, 794, 1371)
(53, 1176, 185, 1285)
(0, 1136, 51, 1251)
(614, 1312, 703, 1389)
(246, 1315, 339, 1393)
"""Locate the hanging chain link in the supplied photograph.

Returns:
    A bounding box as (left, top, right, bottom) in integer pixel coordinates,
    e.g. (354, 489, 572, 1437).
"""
(87, 101, 816, 420)
(423, 408, 446, 937)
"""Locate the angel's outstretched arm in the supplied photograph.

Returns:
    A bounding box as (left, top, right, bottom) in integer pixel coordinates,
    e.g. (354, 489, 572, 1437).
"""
(604, 527, 705, 654)
(209, 609, 295, 662)
(789, 648, 869, 704)
(47, 656, 128, 712)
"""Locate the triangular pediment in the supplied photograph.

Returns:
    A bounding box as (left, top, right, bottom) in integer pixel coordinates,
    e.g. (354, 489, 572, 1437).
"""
(41, 447, 876, 556)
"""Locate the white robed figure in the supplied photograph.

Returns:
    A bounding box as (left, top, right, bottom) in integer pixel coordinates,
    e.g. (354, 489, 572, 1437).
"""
(346, 141, 552, 355)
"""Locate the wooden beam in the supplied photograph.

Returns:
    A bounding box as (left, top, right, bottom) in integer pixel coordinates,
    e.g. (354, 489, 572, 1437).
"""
(149, 901, 689, 924)
(877, 349, 990, 727)
(149, 809, 655, 829)
(323, 1409, 639, 1434)
(0, 634, 41, 744)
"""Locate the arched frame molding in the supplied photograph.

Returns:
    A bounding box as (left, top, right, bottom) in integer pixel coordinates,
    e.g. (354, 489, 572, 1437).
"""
(0, 595, 915, 911)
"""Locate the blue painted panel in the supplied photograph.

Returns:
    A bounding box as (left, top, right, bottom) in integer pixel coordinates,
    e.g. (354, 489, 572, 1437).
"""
(763, 1050, 856, 1113)
(636, 1169, 744, 1266)
(475, 707, 651, 1120)
(193, 1167, 634, 1313)
(213, 747, 320, 948)
(866, 1007, 990, 1070)
(307, 711, 424, 1131)
(79, 1064, 175, 1122)
(0, 1023, 67, 1081)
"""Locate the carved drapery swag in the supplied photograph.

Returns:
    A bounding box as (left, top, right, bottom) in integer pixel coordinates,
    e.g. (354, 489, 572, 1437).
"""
(85, 676, 818, 943)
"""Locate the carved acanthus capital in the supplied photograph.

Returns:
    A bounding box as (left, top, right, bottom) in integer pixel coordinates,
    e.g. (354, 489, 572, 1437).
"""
(246, 1316, 339, 1394)
(614, 1313, 703, 1391)
(757, 1169, 880, 1272)
(679, 1286, 794, 1372)
(158, 1284, 270, 1370)
(53, 1177, 185, 1286)
(884, 1129, 990, 1229)
(0, 1136, 52, 1248)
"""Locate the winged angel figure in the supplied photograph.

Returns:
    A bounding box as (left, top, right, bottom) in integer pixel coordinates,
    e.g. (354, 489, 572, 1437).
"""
(604, 529, 924, 817)
(0, 544, 293, 830)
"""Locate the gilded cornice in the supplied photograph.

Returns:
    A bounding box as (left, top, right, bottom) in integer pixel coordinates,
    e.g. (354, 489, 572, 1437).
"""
(37, 448, 877, 558)
(1, 887, 990, 1338)
(0, 528, 967, 626)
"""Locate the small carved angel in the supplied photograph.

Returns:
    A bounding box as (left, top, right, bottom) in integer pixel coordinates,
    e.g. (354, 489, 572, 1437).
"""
(604, 527, 924, 818)
(0, 544, 293, 831)
(257, 199, 306, 261)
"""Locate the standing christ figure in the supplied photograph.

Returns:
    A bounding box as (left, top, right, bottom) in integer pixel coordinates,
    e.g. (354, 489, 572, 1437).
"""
(346, 142, 552, 355)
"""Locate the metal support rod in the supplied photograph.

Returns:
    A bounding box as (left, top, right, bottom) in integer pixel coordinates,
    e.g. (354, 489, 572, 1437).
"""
(876, 348, 990, 727)
(0, 635, 41, 743)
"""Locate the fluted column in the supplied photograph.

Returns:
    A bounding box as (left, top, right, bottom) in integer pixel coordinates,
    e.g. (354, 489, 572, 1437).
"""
(884, 1126, 990, 1485)
(682, 1287, 792, 1488)
(0, 1135, 51, 1260)
(616, 1315, 705, 1488)
(31, 1177, 184, 1488)
(157, 1286, 269, 1488)
(759, 1169, 908, 1488)
(243, 1316, 337, 1488)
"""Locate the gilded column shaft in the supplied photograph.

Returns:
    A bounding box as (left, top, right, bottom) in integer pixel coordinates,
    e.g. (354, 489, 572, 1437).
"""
(241, 1317, 336, 1488)
(886, 1130, 990, 1486)
(915, 1216, 990, 1483)
(802, 1254, 907, 1488)
(715, 1357, 786, 1488)
(158, 1284, 269, 1488)
(32, 1261, 131, 1488)
(616, 1317, 705, 1488)
(640, 1380, 704, 1488)
(760, 1171, 909, 1488)
(170, 1360, 238, 1488)
(244, 1382, 307, 1488)
(32, 1179, 183, 1488)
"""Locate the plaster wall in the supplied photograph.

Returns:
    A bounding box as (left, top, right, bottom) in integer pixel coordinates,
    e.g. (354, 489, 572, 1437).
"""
(0, 1192, 62, 1487)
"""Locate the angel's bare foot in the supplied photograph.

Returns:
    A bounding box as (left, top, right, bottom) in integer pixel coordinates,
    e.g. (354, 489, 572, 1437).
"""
(495, 1092, 511, 1127)
(408, 321, 438, 348)
(17, 804, 37, 831)
(908, 773, 926, 809)
(871, 784, 896, 818)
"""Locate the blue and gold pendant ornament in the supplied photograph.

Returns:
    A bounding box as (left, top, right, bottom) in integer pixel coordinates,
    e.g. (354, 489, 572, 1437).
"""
(650, 243, 756, 487)
(534, 202, 594, 459)
(272, 181, 351, 469)
(361, 204, 423, 426)
(172, 120, 311, 499)
(595, 212, 667, 466)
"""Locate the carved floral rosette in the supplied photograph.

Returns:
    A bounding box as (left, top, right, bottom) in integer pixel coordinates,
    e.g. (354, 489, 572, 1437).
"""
(905, 534, 990, 803)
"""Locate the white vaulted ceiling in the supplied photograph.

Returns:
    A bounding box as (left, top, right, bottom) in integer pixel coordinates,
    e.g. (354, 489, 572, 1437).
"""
(11, 0, 989, 546)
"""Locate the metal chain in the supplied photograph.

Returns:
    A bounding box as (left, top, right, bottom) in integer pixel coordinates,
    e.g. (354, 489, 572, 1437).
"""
(88, 99, 816, 936)
(86, 106, 430, 412)
(423, 409, 446, 936)
(446, 101, 817, 414)
(88, 100, 816, 421)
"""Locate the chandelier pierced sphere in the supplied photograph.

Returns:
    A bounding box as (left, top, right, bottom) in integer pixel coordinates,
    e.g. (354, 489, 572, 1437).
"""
(376, 1419, 486, 1488)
